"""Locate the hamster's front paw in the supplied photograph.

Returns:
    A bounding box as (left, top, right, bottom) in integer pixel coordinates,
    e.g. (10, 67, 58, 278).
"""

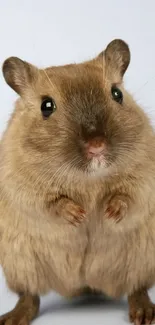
(104, 195, 129, 223)
(55, 197, 86, 227)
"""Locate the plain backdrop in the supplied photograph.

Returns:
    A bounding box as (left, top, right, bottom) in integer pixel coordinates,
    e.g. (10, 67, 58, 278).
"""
(0, 0, 155, 324)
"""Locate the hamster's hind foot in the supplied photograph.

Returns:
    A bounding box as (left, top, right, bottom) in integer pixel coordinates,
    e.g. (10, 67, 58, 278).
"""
(128, 288, 155, 325)
(0, 294, 40, 325)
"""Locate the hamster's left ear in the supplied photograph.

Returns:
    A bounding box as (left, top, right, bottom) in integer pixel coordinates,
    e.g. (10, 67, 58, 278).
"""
(97, 39, 130, 82)
(2, 57, 38, 96)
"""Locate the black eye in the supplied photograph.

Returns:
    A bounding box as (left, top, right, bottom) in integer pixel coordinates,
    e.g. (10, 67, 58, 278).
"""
(111, 86, 123, 104)
(41, 97, 56, 118)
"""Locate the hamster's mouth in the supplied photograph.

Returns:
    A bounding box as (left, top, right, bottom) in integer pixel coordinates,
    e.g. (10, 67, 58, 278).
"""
(86, 149, 105, 161)
(76, 137, 113, 175)
(81, 141, 111, 174)
(87, 154, 108, 172)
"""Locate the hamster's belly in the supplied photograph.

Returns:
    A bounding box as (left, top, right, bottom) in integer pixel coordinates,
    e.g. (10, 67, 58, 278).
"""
(1, 220, 88, 296)
(2, 214, 155, 298)
(85, 217, 155, 297)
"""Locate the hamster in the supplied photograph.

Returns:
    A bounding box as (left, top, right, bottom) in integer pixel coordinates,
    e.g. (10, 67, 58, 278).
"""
(0, 39, 155, 325)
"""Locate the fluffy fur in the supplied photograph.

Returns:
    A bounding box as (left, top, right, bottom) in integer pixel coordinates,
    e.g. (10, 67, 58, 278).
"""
(1, 39, 155, 324)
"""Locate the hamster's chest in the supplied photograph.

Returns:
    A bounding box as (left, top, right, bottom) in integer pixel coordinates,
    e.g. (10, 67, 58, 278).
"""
(62, 179, 105, 214)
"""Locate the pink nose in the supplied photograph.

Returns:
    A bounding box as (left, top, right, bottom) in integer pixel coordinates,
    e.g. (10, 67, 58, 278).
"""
(85, 137, 105, 158)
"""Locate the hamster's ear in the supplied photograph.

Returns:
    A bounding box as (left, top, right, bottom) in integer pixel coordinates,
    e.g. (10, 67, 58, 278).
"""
(98, 39, 130, 82)
(2, 57, 37, 96)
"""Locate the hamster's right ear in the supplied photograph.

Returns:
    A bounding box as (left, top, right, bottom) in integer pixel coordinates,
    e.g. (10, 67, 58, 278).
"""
(2, 57, 37, 96)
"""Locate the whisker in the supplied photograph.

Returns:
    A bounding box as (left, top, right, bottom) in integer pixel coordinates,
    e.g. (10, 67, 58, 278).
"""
(133, 76, 155, 96)
(42, 69, 55, 89)
(43, 156, 79, 200)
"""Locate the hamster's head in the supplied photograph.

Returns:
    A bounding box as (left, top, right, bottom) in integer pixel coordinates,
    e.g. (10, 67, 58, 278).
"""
(2, 39, 150, 180)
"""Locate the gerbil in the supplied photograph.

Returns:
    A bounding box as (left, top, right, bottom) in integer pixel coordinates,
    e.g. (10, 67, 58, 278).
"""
(0, 39, 155, 325)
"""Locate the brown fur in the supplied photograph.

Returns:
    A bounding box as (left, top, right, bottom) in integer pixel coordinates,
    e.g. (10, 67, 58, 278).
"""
(0, 294, 40, 324)
(1, 39, 155, 324)
(128, 289, 155, 323)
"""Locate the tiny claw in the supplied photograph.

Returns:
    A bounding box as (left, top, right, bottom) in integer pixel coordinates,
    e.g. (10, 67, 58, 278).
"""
(107, 209, 116, 219)
(134, 308, 144, 325)
(79, 208, 86, 215)
(106, 207, 111, 213)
